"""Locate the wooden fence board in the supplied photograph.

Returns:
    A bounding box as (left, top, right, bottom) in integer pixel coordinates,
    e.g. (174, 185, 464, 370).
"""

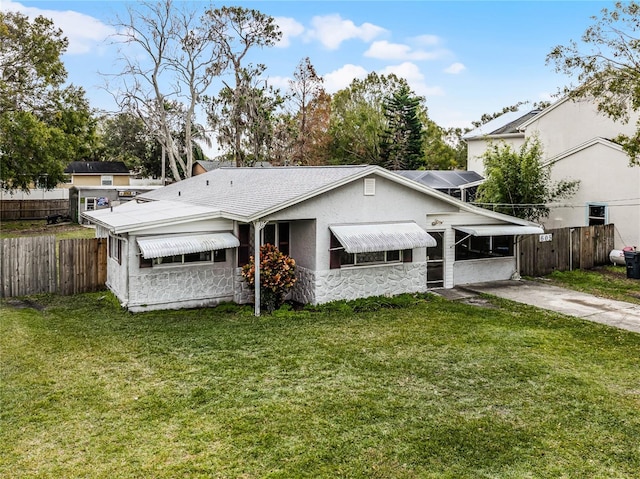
(58, 238, 107, 295)
(0, 236, 57, 297)
(520, 224, 615, 277)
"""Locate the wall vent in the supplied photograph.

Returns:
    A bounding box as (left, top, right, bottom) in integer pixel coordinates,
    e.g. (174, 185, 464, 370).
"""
(364, 178, 376, 196)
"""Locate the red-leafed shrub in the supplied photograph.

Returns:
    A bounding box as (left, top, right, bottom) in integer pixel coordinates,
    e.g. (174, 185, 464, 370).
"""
(241, 244, 296, 313)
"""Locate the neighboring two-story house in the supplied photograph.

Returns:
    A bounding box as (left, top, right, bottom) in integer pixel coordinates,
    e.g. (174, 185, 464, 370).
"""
(464, 97, 640, 249)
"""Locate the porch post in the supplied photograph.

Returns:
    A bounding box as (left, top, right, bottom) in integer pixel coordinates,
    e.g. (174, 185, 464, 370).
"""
(253, 220, 267, 316)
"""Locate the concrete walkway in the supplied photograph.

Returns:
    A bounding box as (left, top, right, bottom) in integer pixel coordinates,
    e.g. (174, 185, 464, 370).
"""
(440, 280, 640, 334)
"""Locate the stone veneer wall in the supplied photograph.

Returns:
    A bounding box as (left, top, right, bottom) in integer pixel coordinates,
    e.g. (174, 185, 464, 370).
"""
(290, 266, 316, 305)
(128, 265, 235, 311)
(312, 262, 427, 305)
(234, 268, 253, 305)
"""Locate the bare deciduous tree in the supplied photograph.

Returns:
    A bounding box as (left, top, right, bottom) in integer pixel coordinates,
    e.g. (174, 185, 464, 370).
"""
(107, 0, 221, 180)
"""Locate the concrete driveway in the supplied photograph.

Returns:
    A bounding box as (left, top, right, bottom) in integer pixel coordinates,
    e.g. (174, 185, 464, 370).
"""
(451, 279, 640, 334)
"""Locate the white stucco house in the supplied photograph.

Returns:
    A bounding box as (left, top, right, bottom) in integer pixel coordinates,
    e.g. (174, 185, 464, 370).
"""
(82, 165, 543, 313)
(464, 96, 640, 250)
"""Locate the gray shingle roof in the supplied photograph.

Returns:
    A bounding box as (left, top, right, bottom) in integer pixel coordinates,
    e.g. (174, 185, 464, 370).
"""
(64, 161, 130, 174)
(140, 165, 374, 219)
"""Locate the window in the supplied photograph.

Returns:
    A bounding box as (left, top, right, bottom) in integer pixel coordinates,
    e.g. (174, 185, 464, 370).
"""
(455, 231, 514, 260)
(139, 249, 226, 268)
(261, 222, 290, 254)
(330, 232, 410, 269)
(101, 175, 113, 186)
(109, 236, 122, 264)
(588, 203, 607, 226)
(85, 197, 96, 211)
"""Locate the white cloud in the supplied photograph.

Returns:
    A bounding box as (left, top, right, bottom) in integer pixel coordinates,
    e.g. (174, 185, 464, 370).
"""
(381, 62, 444, 97)
(444, 62, 466, 74)
(364, 41, 436, 61)
(307, 14, 387, 50)
(412, 34, 442, 46)
(323, 64, 369, 92)
(275, 16, 304, 48)
(3, 1, 115, 55)
(266, 75, 292, 91)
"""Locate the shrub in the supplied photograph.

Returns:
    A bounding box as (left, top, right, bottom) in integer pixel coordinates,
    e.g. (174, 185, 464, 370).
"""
(241, 244, 297, 313)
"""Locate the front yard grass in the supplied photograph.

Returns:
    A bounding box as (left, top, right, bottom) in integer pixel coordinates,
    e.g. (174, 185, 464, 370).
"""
(543, 265, 640, 305)
(1, 292, 639, 478)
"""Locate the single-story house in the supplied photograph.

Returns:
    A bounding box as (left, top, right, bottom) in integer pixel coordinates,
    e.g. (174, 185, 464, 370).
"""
(82, 165, 543, 313)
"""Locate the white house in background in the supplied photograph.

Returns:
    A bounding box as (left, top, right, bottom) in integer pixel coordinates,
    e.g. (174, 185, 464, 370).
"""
(82, 165, 543, 313)
(464, 97, 640, 249)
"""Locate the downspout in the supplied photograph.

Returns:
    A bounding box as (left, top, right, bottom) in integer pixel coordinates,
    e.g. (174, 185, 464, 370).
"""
(253, 220, 267, 316)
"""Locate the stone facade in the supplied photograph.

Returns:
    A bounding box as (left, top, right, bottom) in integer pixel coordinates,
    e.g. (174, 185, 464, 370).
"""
(313, 262, 427, 305)
(290, 266, 316, 305)
(127, 265, 235, 311)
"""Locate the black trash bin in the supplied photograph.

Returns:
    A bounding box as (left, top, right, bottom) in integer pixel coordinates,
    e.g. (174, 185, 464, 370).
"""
(624, 250, 640, 279)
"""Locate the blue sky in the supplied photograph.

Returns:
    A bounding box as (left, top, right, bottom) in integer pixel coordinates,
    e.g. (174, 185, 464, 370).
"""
(5, 0, 614, 131)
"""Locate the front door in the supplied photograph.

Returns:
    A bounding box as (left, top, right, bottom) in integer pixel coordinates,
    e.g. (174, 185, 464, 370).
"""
(426, 231, 444, 289)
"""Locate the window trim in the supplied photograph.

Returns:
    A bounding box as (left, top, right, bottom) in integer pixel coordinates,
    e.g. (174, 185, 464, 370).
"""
(109, 235, 122, 265)
(587, 202, 607, 226)
(101, 175, 114, 186)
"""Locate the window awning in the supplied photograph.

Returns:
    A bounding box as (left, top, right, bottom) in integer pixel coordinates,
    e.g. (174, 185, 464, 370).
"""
(455, 225, 544, 237)
(330, 222, 436, 254)
(137, 233, 240, 259)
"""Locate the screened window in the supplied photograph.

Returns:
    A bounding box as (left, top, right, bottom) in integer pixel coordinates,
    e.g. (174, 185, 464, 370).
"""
(455, 231, 514, 260)
(588, 204, 607, 226)
(330, 232, 410, 269)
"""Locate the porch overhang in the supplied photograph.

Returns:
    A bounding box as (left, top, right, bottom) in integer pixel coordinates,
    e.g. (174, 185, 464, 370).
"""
(137, 233, 239, 259)
(330, 222, 436, 253)
(455, 225, 544, 237)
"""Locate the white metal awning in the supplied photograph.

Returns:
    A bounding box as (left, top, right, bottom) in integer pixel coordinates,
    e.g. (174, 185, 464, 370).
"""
(137, 233, 240, 259)
(455, 225, 544, 237)
(330, 222, 436, 254)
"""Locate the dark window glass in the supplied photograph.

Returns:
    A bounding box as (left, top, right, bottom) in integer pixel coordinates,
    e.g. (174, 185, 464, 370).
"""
(238, 224, 251, 266)
(278, 223, 290, 255)
(214, 249, 226, 263)
(386, 250, 400, 262)
(263, 224, 276, 246)
(455, 231, 514, 260)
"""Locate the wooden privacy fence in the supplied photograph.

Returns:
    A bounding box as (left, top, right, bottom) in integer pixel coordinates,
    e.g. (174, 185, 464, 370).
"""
(520, 224, 614, 277)
(0, 236, 107, 297)
(1, 236, 57, 297)
(1, 199, 69, 220)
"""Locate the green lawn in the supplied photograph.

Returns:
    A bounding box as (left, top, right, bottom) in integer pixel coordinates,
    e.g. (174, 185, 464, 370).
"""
(544, 266, 640, 305)
(1, 293, 639, 478)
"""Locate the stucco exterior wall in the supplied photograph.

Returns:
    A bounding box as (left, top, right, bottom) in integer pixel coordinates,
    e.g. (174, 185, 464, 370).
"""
(467, 136, 525, 176)
(543, 143, 640, 248)
(105, 236, 129, 305)
(453, 256, 517, 285)
(524, 99, 639, 159)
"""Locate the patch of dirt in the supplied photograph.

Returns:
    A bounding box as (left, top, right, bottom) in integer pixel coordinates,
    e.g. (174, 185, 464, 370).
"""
(459, 297, 499, 309)
(4, 298, 45, 311)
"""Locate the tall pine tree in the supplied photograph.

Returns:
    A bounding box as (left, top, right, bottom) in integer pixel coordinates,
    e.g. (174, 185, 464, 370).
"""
(380, 85, 424, 170)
